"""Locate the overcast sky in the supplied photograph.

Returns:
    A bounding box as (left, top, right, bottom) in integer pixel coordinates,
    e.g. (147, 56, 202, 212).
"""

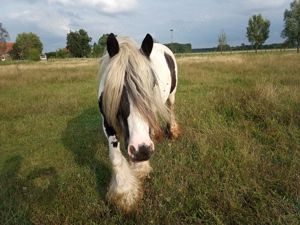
(1, 0, 292, 52)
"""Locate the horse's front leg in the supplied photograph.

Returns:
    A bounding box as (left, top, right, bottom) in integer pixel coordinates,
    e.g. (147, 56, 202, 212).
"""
(100, 118, 142, 212)
(106, 134, 142, 211)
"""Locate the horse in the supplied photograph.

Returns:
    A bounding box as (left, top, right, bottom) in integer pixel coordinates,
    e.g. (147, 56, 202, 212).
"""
(97, 33, 180, 212)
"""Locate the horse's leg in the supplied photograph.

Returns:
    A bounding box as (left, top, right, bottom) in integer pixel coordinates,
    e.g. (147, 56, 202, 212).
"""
(100, 115, 141, 212)
(166, 92, 181, 139)
(106, 135, 142, 212)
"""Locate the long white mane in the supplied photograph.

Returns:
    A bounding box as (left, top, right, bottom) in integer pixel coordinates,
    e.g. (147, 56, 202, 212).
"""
(99, 37, 170, 133)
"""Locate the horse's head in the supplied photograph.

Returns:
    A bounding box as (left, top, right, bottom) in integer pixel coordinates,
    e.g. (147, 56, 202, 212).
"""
(118, 88, 155, 162)
(106, 33, 157, 162)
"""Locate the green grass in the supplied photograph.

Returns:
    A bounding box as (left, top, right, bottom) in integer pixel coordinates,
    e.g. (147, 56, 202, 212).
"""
(0, 54, 299, 224)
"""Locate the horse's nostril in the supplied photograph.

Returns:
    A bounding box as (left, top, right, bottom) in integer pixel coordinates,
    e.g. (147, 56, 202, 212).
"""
(129, 145, 136, 156)
(138, 144, 151, 153)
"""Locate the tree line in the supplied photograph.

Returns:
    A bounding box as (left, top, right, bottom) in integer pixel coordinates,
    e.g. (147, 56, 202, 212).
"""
(0, 0, 300, 60)
(46, 31, 110, 59)
(0, 26, 110, 60)
(217, 1, 300, 53)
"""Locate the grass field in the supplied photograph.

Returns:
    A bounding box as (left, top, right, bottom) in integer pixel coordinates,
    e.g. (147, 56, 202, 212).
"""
(0, 53, 299, 224)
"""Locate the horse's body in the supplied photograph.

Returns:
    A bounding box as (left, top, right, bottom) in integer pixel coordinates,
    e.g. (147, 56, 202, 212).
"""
(97, 34, 180, 212)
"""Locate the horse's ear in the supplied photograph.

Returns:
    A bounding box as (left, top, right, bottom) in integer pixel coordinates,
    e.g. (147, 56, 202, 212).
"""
(107, 33, 119, 57)
(141, 33, 153, 57)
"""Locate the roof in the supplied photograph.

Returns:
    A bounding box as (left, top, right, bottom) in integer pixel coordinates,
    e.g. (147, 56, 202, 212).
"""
(0, 42, 14, 54)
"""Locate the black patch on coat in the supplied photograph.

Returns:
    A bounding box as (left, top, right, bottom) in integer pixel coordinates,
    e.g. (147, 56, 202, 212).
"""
(98, 94, 116, 137)
(117, 86, 130, 148)
(164, 52, 176, 94)
(112, 141, 118, 148)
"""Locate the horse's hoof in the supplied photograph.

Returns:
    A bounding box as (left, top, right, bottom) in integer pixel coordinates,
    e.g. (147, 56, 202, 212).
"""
(170, 123, 182, 139)
(107, 174, 142, 213)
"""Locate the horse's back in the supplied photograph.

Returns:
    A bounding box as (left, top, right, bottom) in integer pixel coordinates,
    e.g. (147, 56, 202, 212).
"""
(151, 43, 177, 102)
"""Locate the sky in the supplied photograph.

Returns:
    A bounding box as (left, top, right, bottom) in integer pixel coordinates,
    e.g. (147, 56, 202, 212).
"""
(1, 0, 292, 52)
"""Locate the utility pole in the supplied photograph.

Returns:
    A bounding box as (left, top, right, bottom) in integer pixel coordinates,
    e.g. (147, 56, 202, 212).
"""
(170, 29, 174, 43)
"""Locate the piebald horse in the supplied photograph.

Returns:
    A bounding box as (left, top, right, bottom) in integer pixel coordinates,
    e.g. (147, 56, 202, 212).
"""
(98, 33, 180, 212)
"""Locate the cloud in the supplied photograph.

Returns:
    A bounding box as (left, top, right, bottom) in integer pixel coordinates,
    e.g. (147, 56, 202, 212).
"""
(242, 0, 289, 11)
(246, 0, 287, 7)
(8, 8, 71, 37)
(2, 0, 292, 51)
(48, 0, 138, 13)
(5, 1, 72, 37)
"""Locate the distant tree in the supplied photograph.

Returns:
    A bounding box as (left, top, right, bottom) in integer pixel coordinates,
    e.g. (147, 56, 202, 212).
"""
(282, 0, 300, 53)
(241, 43, 246, 51)
(165, 43, 192, 53)
(45, 48, 70, 59)
(217, 31, 230, 53)
(10, 32, 43, 60)
(28, 48, 41, 61)
(246, 14, 270, 53)
(45, 51, 57, 59)
(97, 34, 109, 54)
(91, 42, 101, 57)
(56, 48, 70, 58)
(0, 23, 10, 56)
(66, 29, 92, 57)
(91, 34, 110, 57)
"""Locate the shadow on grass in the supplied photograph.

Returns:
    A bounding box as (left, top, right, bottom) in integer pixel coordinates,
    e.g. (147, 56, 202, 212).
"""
(62, 107, 111, 199)
(0, 155, 59, 225)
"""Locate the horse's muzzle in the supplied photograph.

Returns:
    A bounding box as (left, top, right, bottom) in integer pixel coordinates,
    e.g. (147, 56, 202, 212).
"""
(129, 143, 154, 162)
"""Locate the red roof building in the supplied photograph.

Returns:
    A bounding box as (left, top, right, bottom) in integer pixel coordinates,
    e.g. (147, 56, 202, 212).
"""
(0, 42, 14, 54)
(0, 42, 14, 61)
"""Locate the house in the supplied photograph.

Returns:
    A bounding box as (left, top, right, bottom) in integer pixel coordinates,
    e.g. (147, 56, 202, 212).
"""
(0, 42, 14, 61)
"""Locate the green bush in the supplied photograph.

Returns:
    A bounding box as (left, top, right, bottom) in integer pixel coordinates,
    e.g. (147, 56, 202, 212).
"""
(28, 48, 40, 61)
(10, 32, 43, 60)
(56, 48, 70, 58)
(165, 42, 192, 53)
